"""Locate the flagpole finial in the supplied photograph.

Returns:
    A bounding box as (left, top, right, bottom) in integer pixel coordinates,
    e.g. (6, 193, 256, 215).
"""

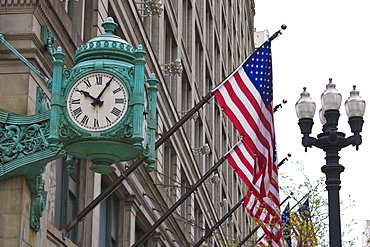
(270, 24, 287, 41)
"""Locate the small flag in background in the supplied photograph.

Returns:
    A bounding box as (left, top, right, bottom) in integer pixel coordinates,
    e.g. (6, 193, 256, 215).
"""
(213, 39, 281, 246)
(282, 203, 292, 247)
(298, 199, 311, 220)
(293, 199, 317, 246)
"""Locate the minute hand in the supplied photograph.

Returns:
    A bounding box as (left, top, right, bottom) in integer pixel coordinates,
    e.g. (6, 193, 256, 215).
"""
(92, 76, 114, 106)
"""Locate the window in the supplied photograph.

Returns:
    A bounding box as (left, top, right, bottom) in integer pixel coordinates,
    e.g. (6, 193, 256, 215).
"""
(180, 169, 192, 235)
(61, 161, 79, 243)
(182, 0, 192, 54)
(179, 74, 192, 140)
(59, 0, 85, 38)
(99, 181, 119, 247)
(163, 15, 179, 104)
(194, 200, 204, 242)
(48, 158, 79, 244)
(163, 143, 177, 201)
(135, 222, 148, 247)
(214, 103, 221, 156)
(195, 28, 203, 85)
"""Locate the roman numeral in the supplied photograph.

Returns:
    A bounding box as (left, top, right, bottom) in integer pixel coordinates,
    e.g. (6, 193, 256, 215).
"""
(71, 99, 81, 104)
(81, 115, 89, 125)
(111, 107, 122, 117)
(83, 79, 92, 87)
(112, 87, 122, 94)
(105, 116, 112, 124)
(72, 107, 83, 118)
(94, 118, 99, 128)
(95, 76, 103, 85)
(115, 98, 125, 104)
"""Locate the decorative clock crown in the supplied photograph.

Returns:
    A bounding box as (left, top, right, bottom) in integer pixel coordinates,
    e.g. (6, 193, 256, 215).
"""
(74, 17, 136, 64)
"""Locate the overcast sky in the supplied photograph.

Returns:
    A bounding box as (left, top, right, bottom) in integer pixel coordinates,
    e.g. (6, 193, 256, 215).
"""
(254, 1, 370, 245)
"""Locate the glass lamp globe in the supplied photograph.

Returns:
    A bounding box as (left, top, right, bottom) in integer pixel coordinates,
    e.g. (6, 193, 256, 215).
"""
(345, 85, 366, 117)
(319, 108, 327, 125)
(295, 87, 316, 119)
(321, 78, 342, 110)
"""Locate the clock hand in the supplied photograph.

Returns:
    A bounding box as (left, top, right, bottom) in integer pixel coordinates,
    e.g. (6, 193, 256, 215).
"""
(91, 76, 114, 107)
(76, 89, 97, 102)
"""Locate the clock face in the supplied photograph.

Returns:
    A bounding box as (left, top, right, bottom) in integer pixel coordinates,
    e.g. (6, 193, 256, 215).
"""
(67, 72, 128, 131)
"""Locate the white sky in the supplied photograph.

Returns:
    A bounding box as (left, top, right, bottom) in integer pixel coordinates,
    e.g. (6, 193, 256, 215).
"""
(254, 1, 370, 246)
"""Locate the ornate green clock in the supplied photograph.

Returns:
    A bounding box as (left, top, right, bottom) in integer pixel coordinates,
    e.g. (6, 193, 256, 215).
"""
(66, 72, 128, 131)
(46, 17, 158, 174)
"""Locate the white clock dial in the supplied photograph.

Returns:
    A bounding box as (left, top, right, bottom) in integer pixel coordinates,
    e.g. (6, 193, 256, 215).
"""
(67, 72, 128, 131)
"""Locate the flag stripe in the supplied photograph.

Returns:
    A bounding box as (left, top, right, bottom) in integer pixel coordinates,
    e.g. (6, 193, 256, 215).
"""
(227, 141, 255, 189)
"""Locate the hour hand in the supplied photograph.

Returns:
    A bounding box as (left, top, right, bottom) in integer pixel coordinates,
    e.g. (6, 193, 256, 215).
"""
(76, 90, 97, 102)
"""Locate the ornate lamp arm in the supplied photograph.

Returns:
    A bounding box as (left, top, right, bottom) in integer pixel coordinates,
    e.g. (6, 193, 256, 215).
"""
(301, 136, 318, 152)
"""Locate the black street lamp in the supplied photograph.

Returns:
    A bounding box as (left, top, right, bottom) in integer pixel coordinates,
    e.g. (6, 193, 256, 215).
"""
(295, 79, 366, 247)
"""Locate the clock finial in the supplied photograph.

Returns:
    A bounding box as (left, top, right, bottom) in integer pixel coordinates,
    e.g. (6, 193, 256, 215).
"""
(102, 17, 118, 34)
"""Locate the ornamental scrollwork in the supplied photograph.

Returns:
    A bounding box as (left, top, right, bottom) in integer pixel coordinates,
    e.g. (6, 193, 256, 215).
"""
(59, 115, 82, 140)
(62, 68, 72, 80)
(109, 121, 133, 139)
(109, 112, 133, 139)
(141, 132, 151, 157)
(0, 121, 50, 164)
(63, 67, 94, 89)
(30, 166, 47, 231)
(111, 66, 134, 82)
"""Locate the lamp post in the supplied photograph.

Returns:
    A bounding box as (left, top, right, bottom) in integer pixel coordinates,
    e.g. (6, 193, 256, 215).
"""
(295, 79, 365, 246)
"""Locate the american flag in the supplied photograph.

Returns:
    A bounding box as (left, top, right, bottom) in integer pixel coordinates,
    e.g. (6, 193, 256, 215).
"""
(282, 203, 292, 247)
(213, 39, 282, 246)
(258, 235, 272, 246)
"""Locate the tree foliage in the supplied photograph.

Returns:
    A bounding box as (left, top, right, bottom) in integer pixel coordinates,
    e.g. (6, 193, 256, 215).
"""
(214, 233, 240, 247)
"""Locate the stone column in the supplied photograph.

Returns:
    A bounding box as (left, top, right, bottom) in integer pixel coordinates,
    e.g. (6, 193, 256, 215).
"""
(122, 195, 140, 246)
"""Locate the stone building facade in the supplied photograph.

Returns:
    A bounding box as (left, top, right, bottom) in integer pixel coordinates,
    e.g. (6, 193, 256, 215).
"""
(0, 0, 257, 246)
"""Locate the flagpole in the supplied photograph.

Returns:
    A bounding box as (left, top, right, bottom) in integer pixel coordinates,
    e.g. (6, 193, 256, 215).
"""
(194, 197, 245, 247)
(269, 24, 287, 42)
